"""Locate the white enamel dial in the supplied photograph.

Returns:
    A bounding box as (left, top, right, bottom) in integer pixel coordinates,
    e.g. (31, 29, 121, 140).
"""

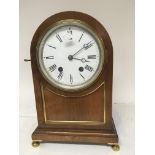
(37, 21, 104, 91)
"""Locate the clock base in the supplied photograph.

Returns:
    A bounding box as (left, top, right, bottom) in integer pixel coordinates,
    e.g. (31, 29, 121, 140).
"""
(32, 119, 118, 146)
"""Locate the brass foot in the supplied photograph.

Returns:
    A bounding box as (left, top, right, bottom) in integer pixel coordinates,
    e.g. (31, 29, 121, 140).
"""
(111, 144, 120, 151)
(32, 141, 40, 147)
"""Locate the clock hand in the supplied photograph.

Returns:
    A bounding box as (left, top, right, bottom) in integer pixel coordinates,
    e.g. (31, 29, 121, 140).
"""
(72, 47, 84, 57)
(83, 41, 94, 50)
(72, 41, 94, 57)
(72, 57, 90, 63)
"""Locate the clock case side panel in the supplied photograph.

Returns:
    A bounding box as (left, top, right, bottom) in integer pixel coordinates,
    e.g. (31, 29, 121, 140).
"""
(30, 11, 114, 130)
(30, 37, 45, 125)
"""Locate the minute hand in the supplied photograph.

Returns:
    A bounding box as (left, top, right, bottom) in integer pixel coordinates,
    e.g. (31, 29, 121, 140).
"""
(72, 41, 94, 57)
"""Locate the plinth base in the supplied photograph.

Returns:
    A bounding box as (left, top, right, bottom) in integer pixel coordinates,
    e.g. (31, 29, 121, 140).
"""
(32, 119, 119, 150)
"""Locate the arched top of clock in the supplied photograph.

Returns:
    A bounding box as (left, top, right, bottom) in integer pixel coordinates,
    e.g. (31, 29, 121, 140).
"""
(30, 11, 113, 97)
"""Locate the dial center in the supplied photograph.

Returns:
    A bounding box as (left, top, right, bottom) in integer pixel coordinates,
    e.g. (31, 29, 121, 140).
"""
(68, 55, 73, 61)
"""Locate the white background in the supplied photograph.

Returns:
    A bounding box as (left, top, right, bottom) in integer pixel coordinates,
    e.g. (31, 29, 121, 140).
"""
(1, 0, 155, 155)
(19, 0, 135, 155)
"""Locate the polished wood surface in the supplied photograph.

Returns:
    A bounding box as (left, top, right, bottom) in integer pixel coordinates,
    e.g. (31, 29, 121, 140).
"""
(30, 11, 118, 145)
(32, 120, 118, 145)
(43, 84, 105, 122)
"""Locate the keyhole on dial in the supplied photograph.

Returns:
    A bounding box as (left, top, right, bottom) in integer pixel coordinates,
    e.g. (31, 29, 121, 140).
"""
(79, 67, 84, 72)
(58, 67, 63, 72)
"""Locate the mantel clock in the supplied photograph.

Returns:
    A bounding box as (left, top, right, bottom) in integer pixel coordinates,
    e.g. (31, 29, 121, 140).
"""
(28, 11, 119, 151)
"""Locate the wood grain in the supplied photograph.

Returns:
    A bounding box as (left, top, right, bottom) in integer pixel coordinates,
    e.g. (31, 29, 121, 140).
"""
(30, 11, 118, 145)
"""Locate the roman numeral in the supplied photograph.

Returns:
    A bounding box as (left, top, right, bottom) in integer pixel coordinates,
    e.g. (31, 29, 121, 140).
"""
(78, 33, 84, 42)
(56, 34, 63, 42)
(58, 72, 63, 80)
(67, 27, 72, 35)
(49, 64, 57, 72)
(80, 73, 85, 80)
(85, 65, 93, 72)
(47, 45, 56, 49)
(44, 56, 54, 59)
(84, 42, 94, 50)
(87, 55, 96, 59)
(70, 74, 73, 84)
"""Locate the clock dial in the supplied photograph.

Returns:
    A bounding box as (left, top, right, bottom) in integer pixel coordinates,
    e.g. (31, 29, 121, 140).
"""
(37, 21, 104, 91)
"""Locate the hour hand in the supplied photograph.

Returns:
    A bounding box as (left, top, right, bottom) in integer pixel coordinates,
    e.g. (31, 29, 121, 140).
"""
(72, 57, 90, 63)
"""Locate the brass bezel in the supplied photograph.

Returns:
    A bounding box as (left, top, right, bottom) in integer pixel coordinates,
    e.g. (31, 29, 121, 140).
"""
(36, 19, 105, 92)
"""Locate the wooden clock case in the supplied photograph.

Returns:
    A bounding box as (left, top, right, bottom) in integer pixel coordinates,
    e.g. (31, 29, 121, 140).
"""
(30, 11, 119, 149)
